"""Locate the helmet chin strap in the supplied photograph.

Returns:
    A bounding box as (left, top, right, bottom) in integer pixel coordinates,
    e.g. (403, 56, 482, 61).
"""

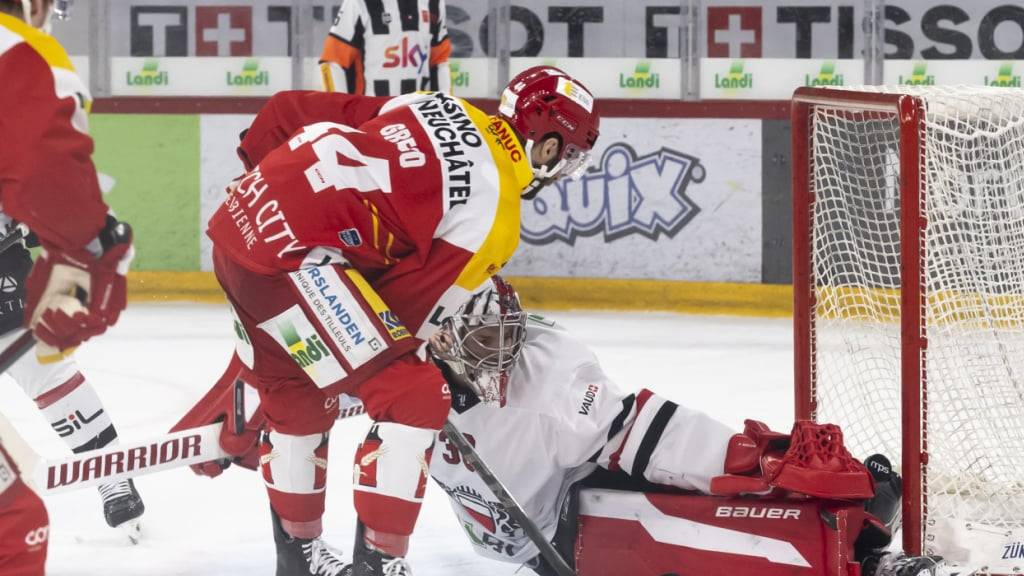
(522, 139, 567, 199)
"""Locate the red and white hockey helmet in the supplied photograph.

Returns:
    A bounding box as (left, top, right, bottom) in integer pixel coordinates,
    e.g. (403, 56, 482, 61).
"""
(437, 276, 527, 406)
(498, 66, 601, 197)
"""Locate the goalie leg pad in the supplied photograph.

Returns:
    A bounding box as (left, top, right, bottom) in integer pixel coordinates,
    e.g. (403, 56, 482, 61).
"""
(352, 422, 435, 551)
(260, 429, 330, 539)
(575, 488, 869, 576)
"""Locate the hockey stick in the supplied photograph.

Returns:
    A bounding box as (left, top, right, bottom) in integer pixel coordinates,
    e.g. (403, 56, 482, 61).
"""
(442, 420, 577, 576)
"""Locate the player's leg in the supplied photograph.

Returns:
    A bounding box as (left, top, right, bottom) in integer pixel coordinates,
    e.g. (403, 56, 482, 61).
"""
(1, 329, 145, 540)
(350, 352, 450, 576)
(213, 248, 418, 575)
(0, 442, 48, 576)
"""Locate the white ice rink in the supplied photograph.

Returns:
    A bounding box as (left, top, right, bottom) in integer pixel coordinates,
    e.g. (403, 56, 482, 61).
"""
(0, 303, 795, 576)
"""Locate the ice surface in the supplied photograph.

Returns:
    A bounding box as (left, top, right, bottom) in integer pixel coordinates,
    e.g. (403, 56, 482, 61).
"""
(0, 304, 794, 575)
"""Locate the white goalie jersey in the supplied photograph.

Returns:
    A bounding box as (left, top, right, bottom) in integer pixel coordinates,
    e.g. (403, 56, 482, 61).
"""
(430, 316, 737, 564)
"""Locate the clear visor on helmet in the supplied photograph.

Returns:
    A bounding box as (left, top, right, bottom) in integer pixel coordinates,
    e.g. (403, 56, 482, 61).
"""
(559, 143, 593, 181)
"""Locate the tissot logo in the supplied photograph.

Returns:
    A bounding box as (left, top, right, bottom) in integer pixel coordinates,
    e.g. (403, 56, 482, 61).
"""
(521, 143, 705, 245)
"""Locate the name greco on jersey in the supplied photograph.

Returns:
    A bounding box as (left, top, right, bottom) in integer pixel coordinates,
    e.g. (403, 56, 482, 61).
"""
(413, 93, 483, 209)
(227, 168, 308, 258)
(380, 123, 426, 168)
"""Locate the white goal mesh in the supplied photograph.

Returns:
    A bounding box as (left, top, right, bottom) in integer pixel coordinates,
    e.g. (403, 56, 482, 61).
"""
(804, 86, 1024, 571)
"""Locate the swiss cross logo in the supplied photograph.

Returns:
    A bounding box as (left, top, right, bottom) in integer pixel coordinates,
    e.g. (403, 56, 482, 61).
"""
(195, 6, 252, 56)
(707, 6, 762, 58)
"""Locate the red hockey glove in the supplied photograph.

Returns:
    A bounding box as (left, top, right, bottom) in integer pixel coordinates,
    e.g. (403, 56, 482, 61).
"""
(170, 353, 265, 478)
(710, 419, 875, 501)
(25, 216, 133, 360)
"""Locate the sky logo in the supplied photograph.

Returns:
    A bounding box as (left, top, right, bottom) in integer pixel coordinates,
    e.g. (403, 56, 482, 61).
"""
(521, 143, 705, 245)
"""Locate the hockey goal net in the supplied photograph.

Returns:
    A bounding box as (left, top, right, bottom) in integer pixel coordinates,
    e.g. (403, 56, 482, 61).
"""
(793, 86, 1024, 573)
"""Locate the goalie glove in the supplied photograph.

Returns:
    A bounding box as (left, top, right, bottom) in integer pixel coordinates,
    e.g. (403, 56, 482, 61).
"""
(25, 215, 134, 361)
(709, 419, 875, 500)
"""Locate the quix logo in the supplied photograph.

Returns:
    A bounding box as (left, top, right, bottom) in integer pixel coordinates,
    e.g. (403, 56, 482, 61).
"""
(986, 62, 1021, 87)
(805, 61, 844, 87)
(521, 143, 705, 245)
(898, 62, 935, 86)
(227, 59, 269, 86)
(126, 59, 168, 87)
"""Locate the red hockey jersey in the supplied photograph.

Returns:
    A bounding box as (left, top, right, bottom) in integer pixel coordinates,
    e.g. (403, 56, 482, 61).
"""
(207, 90, 533, 337)
(0, 13, 107, 251)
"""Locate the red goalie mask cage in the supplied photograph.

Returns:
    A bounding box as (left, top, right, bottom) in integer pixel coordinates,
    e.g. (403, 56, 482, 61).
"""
(792, 86, 1024, 574)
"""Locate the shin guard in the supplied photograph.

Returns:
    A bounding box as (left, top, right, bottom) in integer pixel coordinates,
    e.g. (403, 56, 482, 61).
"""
(260, 429, 330, 539)
(352, 422, 435, 554)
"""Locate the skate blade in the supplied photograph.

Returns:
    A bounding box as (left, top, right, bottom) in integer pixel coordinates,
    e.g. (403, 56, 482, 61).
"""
(118, 519, 142, 545)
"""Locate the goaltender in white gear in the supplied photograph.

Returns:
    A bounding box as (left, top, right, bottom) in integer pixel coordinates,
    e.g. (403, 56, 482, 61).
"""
(428, 280, 735, 566)
(427, 277, 953, 576)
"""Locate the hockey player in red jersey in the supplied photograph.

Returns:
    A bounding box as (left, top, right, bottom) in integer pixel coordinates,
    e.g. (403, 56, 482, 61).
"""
(197, 66, 599, 575)
(427, 277, 953, 576)
(0, 0, 136, 572)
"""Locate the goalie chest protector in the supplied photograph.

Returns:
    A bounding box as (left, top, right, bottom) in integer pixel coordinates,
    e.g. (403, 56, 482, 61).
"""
(575, 489, 866, 576)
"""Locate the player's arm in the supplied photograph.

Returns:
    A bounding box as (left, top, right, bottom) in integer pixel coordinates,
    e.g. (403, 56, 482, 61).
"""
(236, 90, 392, 170)
(319, 0, 366, 94)
(0, 30, 133, 356)
(428, 1, 452, 93)
(0, 42, 106, 250)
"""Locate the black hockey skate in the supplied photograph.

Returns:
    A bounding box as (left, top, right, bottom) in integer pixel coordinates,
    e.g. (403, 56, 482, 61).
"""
(862, 553, 957, 576)
(98, 479, 145, 544)
(352, 522, 412, 576)
(271, 508, 352, 576)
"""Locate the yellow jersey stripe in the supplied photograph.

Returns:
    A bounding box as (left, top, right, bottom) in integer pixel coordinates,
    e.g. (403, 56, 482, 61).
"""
(451, 103, 528, 291)
(0, 13, 74, 71)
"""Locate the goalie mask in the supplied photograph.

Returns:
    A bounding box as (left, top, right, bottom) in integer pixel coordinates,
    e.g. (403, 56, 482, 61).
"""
(433, 277, 526, 407)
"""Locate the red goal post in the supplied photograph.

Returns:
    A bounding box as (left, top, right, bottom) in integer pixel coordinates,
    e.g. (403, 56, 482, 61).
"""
(791, 85, 1024, 572)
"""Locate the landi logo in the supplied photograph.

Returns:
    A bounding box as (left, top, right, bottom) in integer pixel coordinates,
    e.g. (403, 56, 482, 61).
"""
(280, 320, 332, 371)
(620, 62, 660, 90)
(126, 59, 168, 86)
(898, 62, 935, 86)
(986, 62, 1021, 87)
(714, 60, 752, 89)
(521, 143, 705, 245)
(450, 61, 469, 88)
(227, 59, 269, 86)
(805, 61, 843, 86)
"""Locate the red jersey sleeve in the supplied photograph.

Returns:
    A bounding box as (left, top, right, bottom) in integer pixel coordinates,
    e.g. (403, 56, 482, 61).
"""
(237, 90, 392, 170)
(0, 20, 106, 251)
